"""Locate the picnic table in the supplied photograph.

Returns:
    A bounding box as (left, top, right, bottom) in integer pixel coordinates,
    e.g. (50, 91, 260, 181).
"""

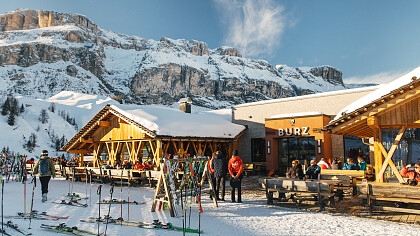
(260, 177, 343, 210)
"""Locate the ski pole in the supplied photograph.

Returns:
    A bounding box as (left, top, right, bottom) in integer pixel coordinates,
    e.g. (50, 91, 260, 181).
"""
(28, 176, 36, 229)
(120, 169, 123, 226)
(97, 185, 102, 236)
(90, 170, 92, 206)
(180, 180, 185, 236)
(199, 183, 202, 236)
(85, 168, 88, 206)
(127, 169, 130, 221)
(1, 179, 4, 235)
(71, 168, 75, 198)
(104, 185, 114, 236)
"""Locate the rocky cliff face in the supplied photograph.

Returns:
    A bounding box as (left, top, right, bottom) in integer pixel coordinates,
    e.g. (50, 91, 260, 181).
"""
(0, 9, 349, 108)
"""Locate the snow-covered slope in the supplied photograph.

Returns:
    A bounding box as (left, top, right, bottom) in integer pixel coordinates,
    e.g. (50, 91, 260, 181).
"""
(0, 9, 350, 109)
(0, 91, 118, 157)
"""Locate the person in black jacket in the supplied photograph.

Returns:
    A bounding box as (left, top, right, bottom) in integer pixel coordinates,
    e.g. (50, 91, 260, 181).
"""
(305, 160, 321, 179)
(286, 160, 304, 179)
(211, 150, 228, 201)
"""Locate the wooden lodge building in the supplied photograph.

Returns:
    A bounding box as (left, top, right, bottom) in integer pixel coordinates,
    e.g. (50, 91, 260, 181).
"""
(62, 104, 246, 169)
(232, 86, 379, 175)
(326, 68, 420, 182)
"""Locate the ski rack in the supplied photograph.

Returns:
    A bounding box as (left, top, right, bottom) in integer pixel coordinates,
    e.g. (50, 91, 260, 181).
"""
(151, 156, 218, 217)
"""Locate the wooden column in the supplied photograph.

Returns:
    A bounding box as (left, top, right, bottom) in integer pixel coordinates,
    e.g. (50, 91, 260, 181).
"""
(373, 129, 383, 182)
(156, 140, 163, 166)
(78, 153, 84, 167)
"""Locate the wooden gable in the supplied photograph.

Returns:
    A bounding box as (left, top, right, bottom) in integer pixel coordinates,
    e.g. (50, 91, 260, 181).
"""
(93, 115, 152, 142)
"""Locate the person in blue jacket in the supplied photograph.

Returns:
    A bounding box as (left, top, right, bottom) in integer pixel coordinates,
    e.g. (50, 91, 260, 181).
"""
(357, 156, 367, 171)
(342, 158, 359, 170)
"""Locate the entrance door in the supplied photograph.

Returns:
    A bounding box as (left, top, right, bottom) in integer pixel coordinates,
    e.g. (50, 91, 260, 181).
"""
(277, 137, 316, 176)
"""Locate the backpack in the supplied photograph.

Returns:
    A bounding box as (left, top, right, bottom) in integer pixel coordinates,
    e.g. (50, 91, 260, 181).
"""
(39, 158, 49, 175)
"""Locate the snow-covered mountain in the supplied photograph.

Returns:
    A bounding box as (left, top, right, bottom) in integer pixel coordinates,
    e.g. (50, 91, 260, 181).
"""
(0, 9, 349, 109)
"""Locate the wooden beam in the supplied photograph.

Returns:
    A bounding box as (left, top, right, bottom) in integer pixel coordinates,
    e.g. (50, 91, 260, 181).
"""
(99, 121, 111, 127)
(367, 116, 379, 129)
(67, 149, 92, 154)
(377, 142, 405, 183)
(79, 137, 94, 143)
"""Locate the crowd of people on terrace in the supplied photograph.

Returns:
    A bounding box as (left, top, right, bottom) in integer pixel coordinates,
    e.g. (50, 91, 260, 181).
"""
(285, 156, 372, 180)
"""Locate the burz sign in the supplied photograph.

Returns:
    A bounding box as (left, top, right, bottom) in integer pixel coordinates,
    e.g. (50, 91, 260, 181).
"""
(278, 127, 310, 136)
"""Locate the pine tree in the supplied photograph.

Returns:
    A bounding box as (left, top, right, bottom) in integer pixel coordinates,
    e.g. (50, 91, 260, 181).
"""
(10, 97, 18, 116)
(48, 102, 56, 113)
(39, 109, 49, 124)
(7, 112, 15, 126)
(20, 104, 25, 114)
(1, 98, 10, 116)
(27, 133, 37, 153)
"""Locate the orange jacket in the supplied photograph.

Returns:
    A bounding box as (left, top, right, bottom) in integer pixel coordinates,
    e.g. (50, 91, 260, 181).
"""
(400, 166, 420, 182)
(134, 163, 144, 171)
(228, 155, 243, 177)
(208, 157, 215, 174)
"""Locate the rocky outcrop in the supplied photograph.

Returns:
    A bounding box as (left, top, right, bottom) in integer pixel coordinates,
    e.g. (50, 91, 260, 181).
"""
(0, 9, 98, 32)
(213, 47, 242, 57)
(309, 66, 343, 86)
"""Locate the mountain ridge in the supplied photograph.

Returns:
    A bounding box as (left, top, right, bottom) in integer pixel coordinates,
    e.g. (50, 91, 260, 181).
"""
(0, 9, 351, 109)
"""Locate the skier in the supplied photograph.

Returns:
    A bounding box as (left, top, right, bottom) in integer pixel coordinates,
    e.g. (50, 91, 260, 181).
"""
(228, 150, 243, 203)
(33, 150, 56, 202)
(211, 150, 228, 201)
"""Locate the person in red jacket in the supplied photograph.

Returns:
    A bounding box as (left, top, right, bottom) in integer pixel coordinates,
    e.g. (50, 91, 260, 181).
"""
(400, 163, 420, 186)
(228, 150, 243, 203)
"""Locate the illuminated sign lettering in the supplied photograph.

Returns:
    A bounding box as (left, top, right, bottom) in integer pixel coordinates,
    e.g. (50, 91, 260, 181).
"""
(278, 127, 310, 136)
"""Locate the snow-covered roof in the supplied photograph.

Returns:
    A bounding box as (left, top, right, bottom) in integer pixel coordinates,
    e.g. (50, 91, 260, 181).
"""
(268, 112, 325, 120)
(234, 86, 381, 108)
(109, 105, 245, 139)
(330, 67, 420, 124)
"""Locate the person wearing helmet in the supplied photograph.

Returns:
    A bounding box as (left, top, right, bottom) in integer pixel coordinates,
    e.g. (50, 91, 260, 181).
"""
(33, 150, 56, 202)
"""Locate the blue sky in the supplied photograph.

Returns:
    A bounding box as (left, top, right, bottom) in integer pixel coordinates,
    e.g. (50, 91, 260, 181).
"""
(2, 0, 420, 84)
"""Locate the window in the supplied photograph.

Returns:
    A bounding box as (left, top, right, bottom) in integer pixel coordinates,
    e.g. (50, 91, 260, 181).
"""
(344, 136, 370, 162)
(277, 137, 316, 176)
(381, 128, 420, 166)
(251, 138, 266, 162)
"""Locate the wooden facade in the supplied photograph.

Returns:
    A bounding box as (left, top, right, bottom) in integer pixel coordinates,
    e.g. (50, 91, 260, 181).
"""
(62, 105, 245, 168)
(327, 76, 420, 183)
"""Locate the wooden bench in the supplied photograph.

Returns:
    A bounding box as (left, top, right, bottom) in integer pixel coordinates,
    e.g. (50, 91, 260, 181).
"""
(243, 162, 266, 176)
(358, 182, 420, 215)
(26, 164, 34, 174)
(64, 167, 87, 181)
(320, 169, 365, 197)
(107, 169, 144, 185)
(261, 177, 342, 211)
(243, 163, 254, 176)
(54, 164, 63, 176)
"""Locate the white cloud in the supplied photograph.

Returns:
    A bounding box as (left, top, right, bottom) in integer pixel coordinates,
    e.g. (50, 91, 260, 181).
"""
(344, 70, 410, 85)
(214, 0, 286, 58)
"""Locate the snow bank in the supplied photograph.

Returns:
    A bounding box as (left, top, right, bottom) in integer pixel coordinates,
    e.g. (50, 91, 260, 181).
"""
(2, 178, 417, 236)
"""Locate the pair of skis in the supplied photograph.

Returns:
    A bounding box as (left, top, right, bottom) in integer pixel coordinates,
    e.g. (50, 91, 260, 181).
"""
(54, 199, 88, 207)
(41, 223, 102, 236)
(97, 199, 145, 205)
(81, 217, 202, 234)
(8, 211, 69, 221)
(3, 221, 32, 235)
